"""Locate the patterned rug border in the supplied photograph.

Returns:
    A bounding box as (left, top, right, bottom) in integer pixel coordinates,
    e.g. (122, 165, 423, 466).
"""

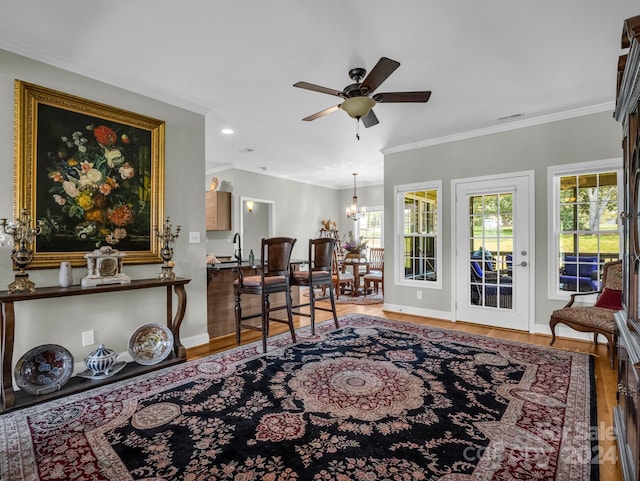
(0, 313, 599, 481)
(302, 288, 383, 304)
(2, 313, 595, 415)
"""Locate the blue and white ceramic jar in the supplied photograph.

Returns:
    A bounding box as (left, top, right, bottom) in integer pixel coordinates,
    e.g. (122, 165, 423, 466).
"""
(84, 344, 117, 374)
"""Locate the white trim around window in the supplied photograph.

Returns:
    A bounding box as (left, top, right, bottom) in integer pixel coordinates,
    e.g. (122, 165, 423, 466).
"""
(394, 180, 443, 289)
(546, 158, 622, 301)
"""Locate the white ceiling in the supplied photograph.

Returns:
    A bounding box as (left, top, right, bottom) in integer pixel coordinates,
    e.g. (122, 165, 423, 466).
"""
(0, 1, 637, 189)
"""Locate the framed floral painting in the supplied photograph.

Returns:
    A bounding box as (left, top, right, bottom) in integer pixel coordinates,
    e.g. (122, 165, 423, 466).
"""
(14, 80, 166, 268)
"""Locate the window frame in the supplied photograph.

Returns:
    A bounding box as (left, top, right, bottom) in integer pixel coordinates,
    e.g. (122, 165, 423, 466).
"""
(354, 205, 384, 250)
(547, 158, 623, 300)
(394, 180, 442, 289)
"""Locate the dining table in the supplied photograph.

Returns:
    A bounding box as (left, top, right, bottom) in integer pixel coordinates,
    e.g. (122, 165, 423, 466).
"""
(341, 260, 371, 296)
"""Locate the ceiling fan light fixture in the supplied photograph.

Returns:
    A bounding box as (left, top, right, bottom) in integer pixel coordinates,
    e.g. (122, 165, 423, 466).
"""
(340, 97, 375, 119)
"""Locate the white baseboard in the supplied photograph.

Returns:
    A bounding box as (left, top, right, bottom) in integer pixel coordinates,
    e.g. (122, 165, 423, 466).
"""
(382, 303, 602, 344)
(382, 303, 455, 322)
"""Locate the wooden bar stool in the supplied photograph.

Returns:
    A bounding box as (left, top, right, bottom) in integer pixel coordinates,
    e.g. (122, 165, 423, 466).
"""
(290, 238, 340, 335)
(234, 237, 297, 352)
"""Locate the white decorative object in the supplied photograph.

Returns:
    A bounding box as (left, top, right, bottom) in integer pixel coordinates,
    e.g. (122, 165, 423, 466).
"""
(81, 246, 131, 287)
(58, 261, 73, 288)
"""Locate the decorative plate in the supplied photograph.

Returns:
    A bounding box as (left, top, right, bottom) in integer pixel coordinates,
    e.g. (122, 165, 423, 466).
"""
(210, 176, 219, 191)
(14, 344, 74, 396)
(128, 323, 174, 365)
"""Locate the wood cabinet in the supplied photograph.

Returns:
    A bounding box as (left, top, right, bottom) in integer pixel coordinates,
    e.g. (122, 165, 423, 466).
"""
(206, 190, 231, 231)
(614, 14, 640, 481)
(0, 277, 190, 413)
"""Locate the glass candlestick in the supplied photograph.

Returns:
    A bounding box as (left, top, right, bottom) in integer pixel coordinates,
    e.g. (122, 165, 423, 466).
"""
(155, 216, 181, 280)
(0, 209, 44, 292)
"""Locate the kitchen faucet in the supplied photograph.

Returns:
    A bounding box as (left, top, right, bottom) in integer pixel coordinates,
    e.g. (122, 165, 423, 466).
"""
(233, 232, 242, 262)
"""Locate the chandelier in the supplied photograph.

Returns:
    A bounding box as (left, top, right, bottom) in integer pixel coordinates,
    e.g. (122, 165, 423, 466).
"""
(346, 173, 366, 221)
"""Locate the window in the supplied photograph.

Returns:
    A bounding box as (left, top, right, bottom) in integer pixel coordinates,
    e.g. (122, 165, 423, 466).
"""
(355, 207, 383, 249)
(548, 159, 622, 298)
(395, 181, 441, 288)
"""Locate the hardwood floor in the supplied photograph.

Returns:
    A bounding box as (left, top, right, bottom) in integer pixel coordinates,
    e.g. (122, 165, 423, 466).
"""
(188, 303, 622, 481)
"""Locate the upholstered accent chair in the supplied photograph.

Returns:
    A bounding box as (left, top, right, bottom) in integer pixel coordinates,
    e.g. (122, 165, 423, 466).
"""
(290, 237, 340, 334)
(550, 259, 623, 369)
(234, 237, 297, 352)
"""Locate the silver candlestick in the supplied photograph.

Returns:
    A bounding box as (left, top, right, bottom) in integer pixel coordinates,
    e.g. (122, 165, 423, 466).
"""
(0, 209, 44, 292)
(154, 216, 181, 280)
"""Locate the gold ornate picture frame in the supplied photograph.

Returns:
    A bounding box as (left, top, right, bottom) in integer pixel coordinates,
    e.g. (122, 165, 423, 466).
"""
(14, 80, 165, 268)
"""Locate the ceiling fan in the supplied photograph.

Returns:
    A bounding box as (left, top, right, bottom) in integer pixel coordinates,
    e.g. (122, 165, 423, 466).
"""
(294, 57, 431, 139)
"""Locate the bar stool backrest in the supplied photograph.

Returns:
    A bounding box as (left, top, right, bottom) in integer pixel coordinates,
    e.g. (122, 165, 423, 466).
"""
(262, 237, 296, 280)
(310, 237, 336, 274)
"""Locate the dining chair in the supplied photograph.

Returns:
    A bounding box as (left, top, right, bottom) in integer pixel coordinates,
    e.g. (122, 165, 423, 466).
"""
(364, 247, 384, 295)
(549, 259, 622, 369)
(290, 237, 340, 335)
(331, 249, 354, 299)
(234, 237, 297, 352)
(367, 247, 384, 273)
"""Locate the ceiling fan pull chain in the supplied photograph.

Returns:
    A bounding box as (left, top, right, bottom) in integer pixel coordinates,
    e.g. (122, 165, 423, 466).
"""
(356, 118, 360, 141)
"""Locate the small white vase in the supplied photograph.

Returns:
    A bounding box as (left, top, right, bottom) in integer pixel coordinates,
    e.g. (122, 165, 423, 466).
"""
(59, 261, 73, 288)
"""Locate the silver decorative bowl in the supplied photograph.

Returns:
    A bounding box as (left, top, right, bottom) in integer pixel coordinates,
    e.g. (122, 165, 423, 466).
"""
(84, 344, 117, 374)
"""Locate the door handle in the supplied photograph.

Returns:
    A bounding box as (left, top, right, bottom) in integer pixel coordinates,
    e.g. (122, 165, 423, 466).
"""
(515, 261, 527, 267)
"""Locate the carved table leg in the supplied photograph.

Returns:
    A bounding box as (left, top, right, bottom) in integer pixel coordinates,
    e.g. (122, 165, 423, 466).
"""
(1, 301, 16, 411)
(169, 284, 187, 359)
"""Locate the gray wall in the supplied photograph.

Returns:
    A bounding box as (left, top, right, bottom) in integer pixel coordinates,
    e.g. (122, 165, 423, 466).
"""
(0, 49, 209, 366)
(383, 110, 623, 332)
(204, 169, 382, 259)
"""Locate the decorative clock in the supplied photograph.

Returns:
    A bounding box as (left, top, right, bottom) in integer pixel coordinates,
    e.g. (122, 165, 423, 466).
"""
(81, 246, 131, 287)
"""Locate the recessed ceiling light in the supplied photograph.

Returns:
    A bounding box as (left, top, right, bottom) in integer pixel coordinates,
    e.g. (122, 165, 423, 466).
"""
(221, 128, 234, 135)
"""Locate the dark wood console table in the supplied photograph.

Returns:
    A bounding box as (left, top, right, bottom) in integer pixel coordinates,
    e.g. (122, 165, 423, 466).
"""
(0, 277, 190, 413)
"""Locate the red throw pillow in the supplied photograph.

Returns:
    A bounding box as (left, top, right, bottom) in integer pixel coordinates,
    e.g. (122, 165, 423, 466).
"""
(594, 288, 623, 310)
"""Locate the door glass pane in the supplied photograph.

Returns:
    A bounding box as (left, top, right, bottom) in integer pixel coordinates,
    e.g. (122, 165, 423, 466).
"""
(468, 192, 513, 310)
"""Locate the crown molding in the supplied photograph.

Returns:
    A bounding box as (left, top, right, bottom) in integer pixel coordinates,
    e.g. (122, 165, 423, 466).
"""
(381, 102, 615, 155)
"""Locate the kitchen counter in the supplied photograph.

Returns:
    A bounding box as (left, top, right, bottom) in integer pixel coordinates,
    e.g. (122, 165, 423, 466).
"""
(206, 260, 304, 341)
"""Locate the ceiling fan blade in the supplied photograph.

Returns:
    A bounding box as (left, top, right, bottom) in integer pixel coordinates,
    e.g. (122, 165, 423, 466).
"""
(360, 57, 400, 94)
(373, 91, 432, 103)
(293, 81, 343, 97)
(302, 104, 341, 121)
(362, 109, 379, 128)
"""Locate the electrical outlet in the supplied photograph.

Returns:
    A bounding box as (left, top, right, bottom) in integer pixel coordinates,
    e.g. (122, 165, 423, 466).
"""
(416, 290, 423, 300)
(82, 330, 95, 347)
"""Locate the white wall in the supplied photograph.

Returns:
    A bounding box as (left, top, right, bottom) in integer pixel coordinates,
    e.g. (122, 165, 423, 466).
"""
(383, 110, 623, 333)
(0, 49, 209, 367)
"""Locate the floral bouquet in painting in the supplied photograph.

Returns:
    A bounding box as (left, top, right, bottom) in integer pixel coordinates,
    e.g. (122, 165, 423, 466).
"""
(42, 124, 150, 249)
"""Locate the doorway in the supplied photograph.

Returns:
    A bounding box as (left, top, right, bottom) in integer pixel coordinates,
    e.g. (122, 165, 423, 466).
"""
(239, 196, 274, 258)
(453, 172, 534, 331)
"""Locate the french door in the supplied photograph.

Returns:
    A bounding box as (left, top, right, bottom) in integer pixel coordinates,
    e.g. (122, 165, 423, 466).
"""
(454, 173, 533, 331)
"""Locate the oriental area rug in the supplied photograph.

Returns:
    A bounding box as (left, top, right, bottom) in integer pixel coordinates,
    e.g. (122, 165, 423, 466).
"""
(0, 314, 597, 480)
(303, 288, 383, 305)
